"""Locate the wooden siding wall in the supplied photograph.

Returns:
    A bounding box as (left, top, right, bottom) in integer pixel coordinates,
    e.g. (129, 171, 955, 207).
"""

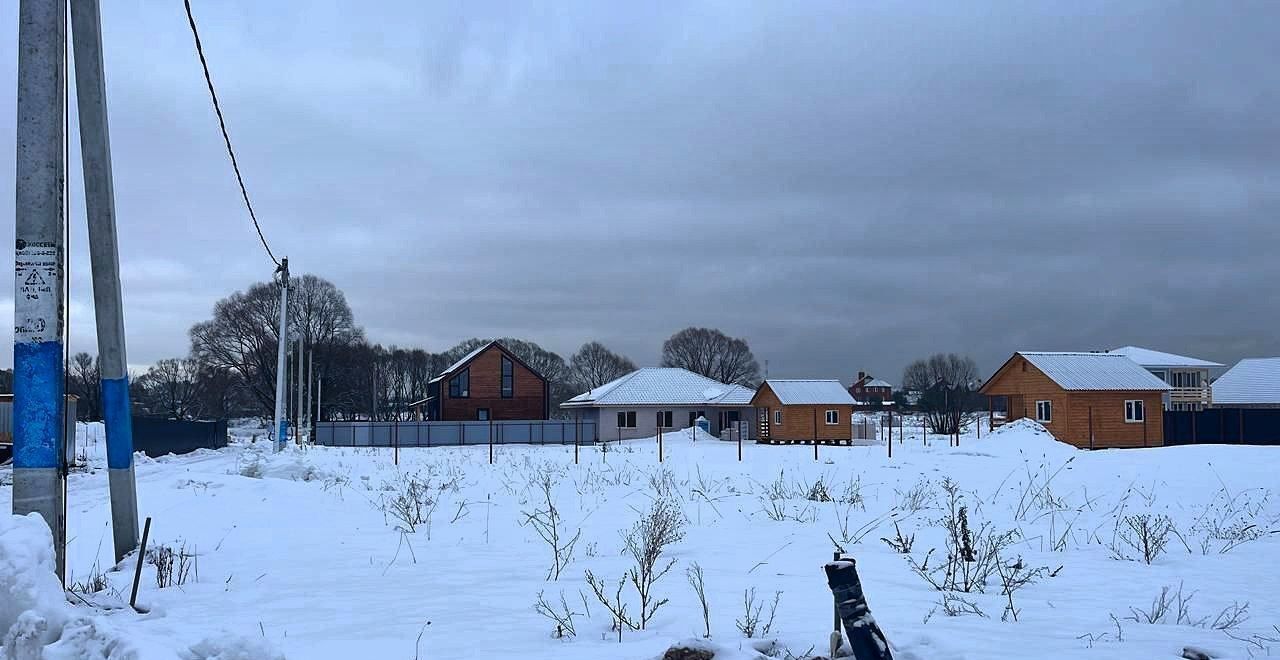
(440, 346, 547, 421)
(752, 387, 853, 441)
(985, 354, 1164, 448)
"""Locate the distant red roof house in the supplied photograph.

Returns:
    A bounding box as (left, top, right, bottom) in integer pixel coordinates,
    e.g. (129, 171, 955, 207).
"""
(848, 371, 893, 407)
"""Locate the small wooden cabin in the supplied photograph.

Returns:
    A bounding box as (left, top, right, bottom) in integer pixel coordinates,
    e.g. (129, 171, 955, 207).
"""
(980, 352, 1170, 449)
(751, 379, 856, 444)
(417, 341, 549, 421)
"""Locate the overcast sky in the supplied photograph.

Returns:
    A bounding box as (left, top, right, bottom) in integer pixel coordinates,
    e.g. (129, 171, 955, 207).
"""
(3, 1, 1278, 385)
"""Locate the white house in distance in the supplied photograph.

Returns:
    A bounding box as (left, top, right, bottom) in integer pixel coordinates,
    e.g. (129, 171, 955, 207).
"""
(1109, 346, 1223, 411)
(1212, 358, 1280, 409)
(560, 368, 756, 441)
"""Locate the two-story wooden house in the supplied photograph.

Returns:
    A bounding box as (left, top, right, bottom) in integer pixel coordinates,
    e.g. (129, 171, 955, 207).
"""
(419, 341, 549, 421)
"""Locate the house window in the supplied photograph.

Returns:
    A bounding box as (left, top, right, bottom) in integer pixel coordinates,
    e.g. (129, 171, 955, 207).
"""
(1035, 400, 1052, 423)
(616, 411, 637, 428)
(825, 410, 839, 425)
(448, 368, 470, 398)
(774, 410, 783, 425)
(1125, 399, 1144, 423)
(658, 410, 673, 428)
(477, 408, 490, 421)
(500, 356, 514, 398)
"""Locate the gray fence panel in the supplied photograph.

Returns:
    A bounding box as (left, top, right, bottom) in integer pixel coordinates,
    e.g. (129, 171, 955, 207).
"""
(312, 420, 597, 448)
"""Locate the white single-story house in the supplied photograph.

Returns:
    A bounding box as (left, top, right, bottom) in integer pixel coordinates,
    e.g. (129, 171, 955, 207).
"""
(560, 368, 756, 441)
(1212, 358, 1280, 408)
(1109, 345, 1223, 411)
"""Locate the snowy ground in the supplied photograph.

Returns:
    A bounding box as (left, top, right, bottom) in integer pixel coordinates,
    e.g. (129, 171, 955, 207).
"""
(3, 418, 1280, 659)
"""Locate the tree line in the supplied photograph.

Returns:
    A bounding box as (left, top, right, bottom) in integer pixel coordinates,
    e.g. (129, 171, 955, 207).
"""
(46, 273, 763, 422)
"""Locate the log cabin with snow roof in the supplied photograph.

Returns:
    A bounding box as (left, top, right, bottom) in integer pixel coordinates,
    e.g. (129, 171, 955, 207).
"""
(980, 352, 1171, 449)
(750, 379, 856, 445)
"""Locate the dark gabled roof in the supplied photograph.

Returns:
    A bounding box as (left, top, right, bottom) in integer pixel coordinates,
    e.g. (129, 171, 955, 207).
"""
(428, 340, 548, 385)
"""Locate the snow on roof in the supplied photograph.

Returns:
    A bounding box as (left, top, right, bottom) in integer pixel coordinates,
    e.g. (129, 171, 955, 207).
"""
(861, 378, 893, 389)
(429, 341, 497, 383)
(561, 368, 753, 407)
(1019, 352, 1172, 391)
(1109, 346, 1223, 369)
(1212, 358, 1280, 404)
(763, 379, 856, 405)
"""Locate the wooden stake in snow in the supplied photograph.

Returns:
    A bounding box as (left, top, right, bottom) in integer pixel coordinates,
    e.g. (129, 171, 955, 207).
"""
(824, 557, 893, 660)
(130, 516, 152, 610)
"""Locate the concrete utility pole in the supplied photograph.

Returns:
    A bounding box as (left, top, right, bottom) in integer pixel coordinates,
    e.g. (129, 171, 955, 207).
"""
(70, 0, 141, 564)
(295, 335, 303, 443)
(272, 258, 289, 451)
(306, 347, 313, 439)
(13, 0, 68, 580)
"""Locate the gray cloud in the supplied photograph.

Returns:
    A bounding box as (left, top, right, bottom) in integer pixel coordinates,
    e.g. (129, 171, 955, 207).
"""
(2, 1, 1278, 383)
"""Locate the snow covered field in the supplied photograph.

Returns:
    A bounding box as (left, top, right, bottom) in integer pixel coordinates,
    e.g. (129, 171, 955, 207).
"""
(3, 419, 1280, 659)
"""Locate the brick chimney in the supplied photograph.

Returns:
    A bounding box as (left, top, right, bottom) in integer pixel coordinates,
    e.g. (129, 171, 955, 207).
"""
(857, 371, 866, 382)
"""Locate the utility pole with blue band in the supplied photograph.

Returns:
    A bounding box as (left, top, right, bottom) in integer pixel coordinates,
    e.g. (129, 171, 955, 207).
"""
(70, 0, 141, 563)
(13, 0, 68, 581)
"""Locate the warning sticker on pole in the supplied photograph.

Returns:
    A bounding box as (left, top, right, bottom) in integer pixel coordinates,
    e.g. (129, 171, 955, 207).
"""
(15, 239, 62, 344)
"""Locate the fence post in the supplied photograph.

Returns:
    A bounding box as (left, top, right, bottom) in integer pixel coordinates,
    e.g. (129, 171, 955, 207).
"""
(813, 408, 818, 461)
(488, 418, 493, 465)
(394, 421, 399, 466)
(737, 431, 742, 462)
(658, 424, 663, 464)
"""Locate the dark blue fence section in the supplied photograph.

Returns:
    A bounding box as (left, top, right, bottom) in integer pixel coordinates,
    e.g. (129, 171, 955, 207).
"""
(313, 420, 598, 448)
(1163, 408, 1280, 446)
(132, 417, 229, 457)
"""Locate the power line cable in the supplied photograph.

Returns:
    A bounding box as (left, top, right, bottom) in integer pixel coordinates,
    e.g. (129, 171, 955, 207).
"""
(181, 0, 280, 267)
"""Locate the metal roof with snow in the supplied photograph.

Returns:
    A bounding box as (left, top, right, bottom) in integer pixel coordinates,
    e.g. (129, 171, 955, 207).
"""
(1212, 358, 1280, 405)
(429, 341, 496, 383)
(1109, 346, 1223, 369)
(861, 378, 893, 388)
(1018, 352, 1171, 391)
(561, 368, 753, 407)
(759, 379, 856, 405)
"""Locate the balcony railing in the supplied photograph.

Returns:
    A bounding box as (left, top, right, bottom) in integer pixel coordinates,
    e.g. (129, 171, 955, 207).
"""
(1168, 385, 1212, 403)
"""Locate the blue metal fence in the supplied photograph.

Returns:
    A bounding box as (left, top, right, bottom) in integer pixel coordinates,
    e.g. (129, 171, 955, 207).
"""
(313, 419, 598, 448)
(1163, 408, 1280, 446)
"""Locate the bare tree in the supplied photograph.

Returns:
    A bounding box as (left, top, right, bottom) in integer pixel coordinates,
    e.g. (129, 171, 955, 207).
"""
(660, 327, 760, 386)
(136, 358, 203, 419)
(190, 274, 361, 417)
(569, 341, 636, 391)
(902, 353, 981, 434)
(68, 352, 101, 420)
